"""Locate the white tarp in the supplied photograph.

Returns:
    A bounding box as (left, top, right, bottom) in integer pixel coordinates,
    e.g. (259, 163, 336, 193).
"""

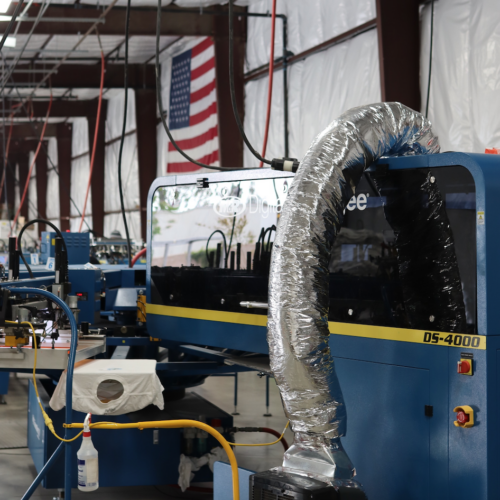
(243, 29, 381, 167)
(420, 0, 500, 152)
(50, 359, 164, 416)
(46, 137, 60, 230)
(70, 118, 92, 232)
(104, 89, 141, 241)
(26, 152, 38, 241)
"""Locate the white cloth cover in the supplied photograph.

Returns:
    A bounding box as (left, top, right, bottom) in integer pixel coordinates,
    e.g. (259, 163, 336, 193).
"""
(178, 448, 226, 492)
(50, 359, 165, 416)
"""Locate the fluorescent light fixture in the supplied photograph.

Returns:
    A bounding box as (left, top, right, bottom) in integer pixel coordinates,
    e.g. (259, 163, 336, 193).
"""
(3, 36, 15, 47)
(0, 0, 11, 14)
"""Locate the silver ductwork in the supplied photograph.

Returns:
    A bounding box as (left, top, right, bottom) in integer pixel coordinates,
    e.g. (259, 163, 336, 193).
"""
(268, 102, 440, 485)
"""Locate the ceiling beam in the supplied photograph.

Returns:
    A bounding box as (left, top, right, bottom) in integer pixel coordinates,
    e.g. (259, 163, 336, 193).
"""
(7, 99, 99, 118)
(0, 123, 58, 139)
(0, 4, 247, 37)
(2, 64, 155, 89)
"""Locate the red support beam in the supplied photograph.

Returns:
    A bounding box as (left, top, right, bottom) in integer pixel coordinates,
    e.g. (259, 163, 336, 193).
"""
(135, 89, 157, 241)
(214, 13, 246, 167)
(376, 0, 421, 110)
(87, 101, 107, 237)
(36, 141, 48, 233)
(56, 123, 72, 232)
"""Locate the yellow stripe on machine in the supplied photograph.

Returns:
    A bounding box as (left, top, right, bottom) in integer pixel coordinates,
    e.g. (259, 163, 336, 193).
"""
(146, 304, 486, 350)
(146, 303, 268, 327)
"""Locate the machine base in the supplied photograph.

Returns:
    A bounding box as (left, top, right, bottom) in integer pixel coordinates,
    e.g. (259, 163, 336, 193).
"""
(250, 469, 368, 499)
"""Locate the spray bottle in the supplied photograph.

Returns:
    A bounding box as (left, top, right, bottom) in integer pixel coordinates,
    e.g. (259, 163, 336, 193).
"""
(77, 413, 99, 492)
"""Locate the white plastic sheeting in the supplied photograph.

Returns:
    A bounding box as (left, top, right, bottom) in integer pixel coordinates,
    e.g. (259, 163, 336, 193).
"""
(421, 0, 500, 152)
(27, 152, 38, 242)
(46, 138, 60, 230)
(243, 29, 381, 167)
(241, 0, 379, 167)
(104, 90, 141, 241)
(70, 118, 92, 232)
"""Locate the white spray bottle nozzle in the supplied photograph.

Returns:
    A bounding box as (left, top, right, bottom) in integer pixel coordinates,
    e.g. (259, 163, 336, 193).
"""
(84, 413, 92, 433)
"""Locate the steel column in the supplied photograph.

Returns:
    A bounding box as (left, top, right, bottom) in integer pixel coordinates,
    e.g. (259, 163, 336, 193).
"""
(214, 14, 246, 167)
(87, 100, 107, 237)
(376, 0, 421, 110)
(56, 123, 72, 232)
(135, 89, 157, 241)
(35, 141, 48, 233)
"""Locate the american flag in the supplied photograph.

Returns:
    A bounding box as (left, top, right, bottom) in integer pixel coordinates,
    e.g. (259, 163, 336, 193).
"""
(167, 37, 219, 173)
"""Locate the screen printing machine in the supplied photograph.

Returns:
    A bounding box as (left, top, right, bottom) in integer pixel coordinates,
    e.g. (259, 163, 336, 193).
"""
(0, 103, 499, 500)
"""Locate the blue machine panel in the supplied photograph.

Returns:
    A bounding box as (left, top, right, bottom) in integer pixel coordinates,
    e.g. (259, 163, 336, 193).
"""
(336, 358, 430, 499)
(40, 232, 90, 265)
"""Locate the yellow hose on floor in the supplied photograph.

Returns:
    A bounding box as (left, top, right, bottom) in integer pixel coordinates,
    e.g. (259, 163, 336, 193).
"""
(66, 420, 240, 500)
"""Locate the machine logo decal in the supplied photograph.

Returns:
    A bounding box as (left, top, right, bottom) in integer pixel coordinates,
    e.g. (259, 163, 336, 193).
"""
(213, 197, 246, 218)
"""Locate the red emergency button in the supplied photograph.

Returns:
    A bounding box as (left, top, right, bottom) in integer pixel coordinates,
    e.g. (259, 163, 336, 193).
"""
(457, 360, 471, 374)
(454, 405, 474, 428)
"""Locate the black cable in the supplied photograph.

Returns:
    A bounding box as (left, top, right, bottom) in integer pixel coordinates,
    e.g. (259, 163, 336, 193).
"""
(425, 0, 435, 118)
(228, 0, 271, 166)
(225, 183, 241, 265)
(17, 219, 68, 279)
(205, 230, 227, 266)
(266, 224, 276, 251)
(0, 0, 25, 52)
(118, 0, 132, 268)
(155, 0, 236, 172)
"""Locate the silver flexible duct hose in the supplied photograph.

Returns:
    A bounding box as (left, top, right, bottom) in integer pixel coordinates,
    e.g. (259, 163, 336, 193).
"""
(268, 102, 440, 484)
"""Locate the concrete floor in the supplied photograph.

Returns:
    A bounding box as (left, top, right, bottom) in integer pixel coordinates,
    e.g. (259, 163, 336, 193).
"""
(0, 372, 293, 499)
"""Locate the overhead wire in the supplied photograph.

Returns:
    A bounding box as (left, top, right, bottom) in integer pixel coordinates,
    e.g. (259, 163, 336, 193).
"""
(118, 0, 133, 267)
(228, 0, 271, 166)
(0, 0, 51, 92)
(155, 0, 236, 172)
(4, 0, 119, 116)
(78, 30, 105, 233)
(0, 0, 26, 52)
(259, 0, 277, 168)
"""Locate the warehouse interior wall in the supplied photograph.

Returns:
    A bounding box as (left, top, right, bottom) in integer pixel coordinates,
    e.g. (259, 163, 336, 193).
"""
(70, 117, 92, 233)
(103, 89, 141, 241)
(46, 137, 60, 231)
(421, 0, 500, 152)
(23, 0, 500, 243)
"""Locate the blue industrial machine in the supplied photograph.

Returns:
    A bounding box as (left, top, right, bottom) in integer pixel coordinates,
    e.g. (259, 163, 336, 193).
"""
(1, 151, 499, 499)
(145, 152, 500, 500)
(40, 231, 90, 265)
